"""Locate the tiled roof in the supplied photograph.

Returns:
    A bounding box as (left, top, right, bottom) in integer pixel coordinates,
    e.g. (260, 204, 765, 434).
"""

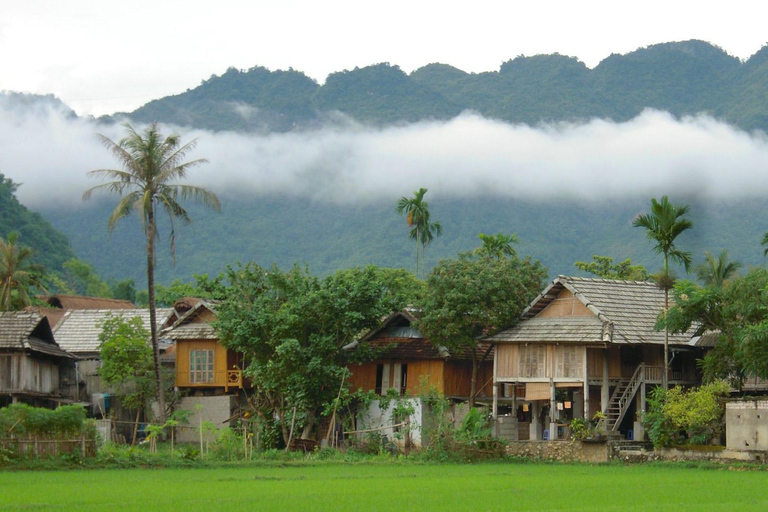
(53, 308, 174, 354)
(486, 316, 605, 344)
(486, 275, 697, 346)
(162, 300, 218, 340)
(0, 311, 74, 359)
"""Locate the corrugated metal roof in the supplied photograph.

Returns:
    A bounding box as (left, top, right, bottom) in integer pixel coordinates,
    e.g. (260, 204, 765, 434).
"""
(53, 308, 174, 354)
(489, 275, 696, 346)
(0, 311, 74, 359)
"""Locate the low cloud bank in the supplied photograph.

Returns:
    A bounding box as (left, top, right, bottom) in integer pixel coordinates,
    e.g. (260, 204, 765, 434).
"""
(2, 95, 767, 209)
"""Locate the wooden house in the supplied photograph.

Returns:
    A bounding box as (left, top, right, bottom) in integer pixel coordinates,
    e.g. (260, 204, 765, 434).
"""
(53, 308, 175, 401)
(485, 276, 701, 441)
(346, 310, 493, 399)
(0, 311, 76, 407)
(162, 299, 244, 393)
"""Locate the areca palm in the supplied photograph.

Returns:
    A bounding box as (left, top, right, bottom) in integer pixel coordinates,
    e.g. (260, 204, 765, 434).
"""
(0, 232, 47, 311)
(633, 195, 693, 389)
(474, 232, 519, 260)
(84, 122, 220, 420)
(397, 188, 442, 279)
(696, 250, 741, 288)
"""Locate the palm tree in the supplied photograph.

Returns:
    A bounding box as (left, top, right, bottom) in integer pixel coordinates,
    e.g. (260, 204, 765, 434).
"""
(474, 233, 519, 260)
(0, 232, 47, 311)
(696, 250, 741, 288)
(84, 123, 220, 421)
(633, 195, 693, 389)
(397, 188, 442, 279)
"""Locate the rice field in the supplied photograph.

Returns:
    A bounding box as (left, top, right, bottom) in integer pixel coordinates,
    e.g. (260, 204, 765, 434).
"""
(1, 462, 767, 511)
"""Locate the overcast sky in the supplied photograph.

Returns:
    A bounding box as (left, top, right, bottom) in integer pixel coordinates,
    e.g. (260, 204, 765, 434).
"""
(2, 1, 767, 116)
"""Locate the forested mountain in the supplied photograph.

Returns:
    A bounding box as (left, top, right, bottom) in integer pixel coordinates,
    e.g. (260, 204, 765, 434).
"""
(0, 174, 75, 274)
(9, 39, 768, 285)
(112, 40, 768, 133)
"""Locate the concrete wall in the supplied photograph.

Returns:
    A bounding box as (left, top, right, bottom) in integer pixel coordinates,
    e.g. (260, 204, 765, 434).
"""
(174, 395, 237, 443)
(726, 400, 768, 451)
(506, 440, 610, 463)
(356, 398, 423, 448)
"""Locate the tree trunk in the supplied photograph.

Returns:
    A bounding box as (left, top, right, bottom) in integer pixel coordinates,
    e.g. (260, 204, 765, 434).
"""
(415, 227, 420, 279)
(469, 346, 477, 407)
(663, 255, 669, 391)
(147, 203, 166, 422)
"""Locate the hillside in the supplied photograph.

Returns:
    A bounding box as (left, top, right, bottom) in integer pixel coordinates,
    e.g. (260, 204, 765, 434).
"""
(0, 174, 75, 274)
(110, 40, 768, 133)
(42, 194, 768, 285)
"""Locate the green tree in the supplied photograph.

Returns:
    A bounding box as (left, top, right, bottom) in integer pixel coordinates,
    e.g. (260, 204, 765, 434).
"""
(98, 315, 154, 431)
(633, 195, 693, 389)
(396, 187, 442, 279)
(61, 258, 111, 297)
(696, 250, 741, 288)
(473, 233, 518, 260)
(418, 254, 547, 405)
(573, 255, 649, 280)
(84, 122, 221, 421)
(0, 232, 47, 311)
(111, 279, 137, 303)
(215, 264, 420, 445)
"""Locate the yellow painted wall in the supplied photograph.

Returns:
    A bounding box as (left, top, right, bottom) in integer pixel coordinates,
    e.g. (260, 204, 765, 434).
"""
(175, 340, 230, 388)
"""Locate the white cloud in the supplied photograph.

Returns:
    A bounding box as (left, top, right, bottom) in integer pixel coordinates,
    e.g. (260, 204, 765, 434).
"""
(2, 96, 768, 210)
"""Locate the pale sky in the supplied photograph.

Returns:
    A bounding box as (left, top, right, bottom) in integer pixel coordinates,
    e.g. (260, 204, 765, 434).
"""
(2, 0, 767, 117)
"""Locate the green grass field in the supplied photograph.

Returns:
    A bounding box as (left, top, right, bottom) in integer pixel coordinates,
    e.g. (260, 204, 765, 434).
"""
(1, 462, 767, 511)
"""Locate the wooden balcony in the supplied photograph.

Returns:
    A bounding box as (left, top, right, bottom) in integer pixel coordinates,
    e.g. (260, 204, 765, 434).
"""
(225, 369, 243, 392)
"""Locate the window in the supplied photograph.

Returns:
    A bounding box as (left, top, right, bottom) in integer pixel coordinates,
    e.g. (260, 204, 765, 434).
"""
(190, 349, 214, 383)
(556, 346, 583, 378)
(519, 345, 546, 378)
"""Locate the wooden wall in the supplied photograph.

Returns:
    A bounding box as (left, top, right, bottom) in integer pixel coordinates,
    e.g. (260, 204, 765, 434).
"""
(496, 344, 586, 381)
(346, 360, 447, 396)
(175, 340, 231, 388)
(537, 289, 593, 318)
(0, 354, 59, 394)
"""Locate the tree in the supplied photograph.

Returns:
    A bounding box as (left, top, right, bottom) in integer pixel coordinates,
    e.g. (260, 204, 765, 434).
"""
(84, 122, 220, 421)
(696, 250, 741, 288)
(215, 264, 421, 445)
(0, 232, 47, 311)
(633, 195, 693, 389)
(473, 233, 519, 260)
(418, 253, 547, 405)
(98, 314, 154, 441)
(573, 255, 649, 280)
(396, 188, 442, 279)
(61, 258, 111, 297)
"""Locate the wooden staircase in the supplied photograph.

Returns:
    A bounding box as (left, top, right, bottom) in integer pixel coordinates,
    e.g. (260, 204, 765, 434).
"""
(601, 363, 645, 432)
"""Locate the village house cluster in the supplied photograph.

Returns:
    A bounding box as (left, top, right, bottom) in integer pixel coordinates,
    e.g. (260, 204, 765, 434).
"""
(1, 277, 764, 456)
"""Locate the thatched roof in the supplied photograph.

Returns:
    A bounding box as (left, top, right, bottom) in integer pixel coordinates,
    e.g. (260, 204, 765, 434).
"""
(0, 311, 74, 359)
(42, 294, 136, 310)
(485, 276, 697, 346)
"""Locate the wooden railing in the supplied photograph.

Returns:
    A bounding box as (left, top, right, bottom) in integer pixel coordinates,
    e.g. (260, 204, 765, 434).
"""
(225, 370, 243, 392)
(644, 365, 664, 384)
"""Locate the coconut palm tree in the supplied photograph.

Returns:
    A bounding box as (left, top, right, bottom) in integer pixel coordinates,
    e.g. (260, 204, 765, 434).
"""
(0, 232, 47, 311)
(474, 233, 519, 260)
(84, 122, 220, 420)
(633, 195, 693, 389)
(397, 188, 436, 279)
(696, 250, 741, 288)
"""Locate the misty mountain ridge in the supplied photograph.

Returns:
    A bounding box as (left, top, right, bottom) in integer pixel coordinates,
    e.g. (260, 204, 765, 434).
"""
(5, 39, 768, 286)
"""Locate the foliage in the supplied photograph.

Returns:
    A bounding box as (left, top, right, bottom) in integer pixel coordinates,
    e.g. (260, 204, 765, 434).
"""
(215, 263, 421, 445)
(98, 314, 154, 412)
(474, 233, 519, 260)
(695, 250, 741, 288)
(569, 412, 606, 440)
(154, 273, 227, 307)
(574, 255, 649, 280)
(642, 382, 729, 448)
(0, 404, 93, 439)
(665, 269, 768, 387)
(418, 253, 547, 403)
(84, 122, 220, 422)
(0, 232, 47, 310)
(60, 257, 111, 297)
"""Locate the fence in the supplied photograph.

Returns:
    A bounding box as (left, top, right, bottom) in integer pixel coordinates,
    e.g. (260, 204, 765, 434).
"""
(0, 437, 97, 458)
